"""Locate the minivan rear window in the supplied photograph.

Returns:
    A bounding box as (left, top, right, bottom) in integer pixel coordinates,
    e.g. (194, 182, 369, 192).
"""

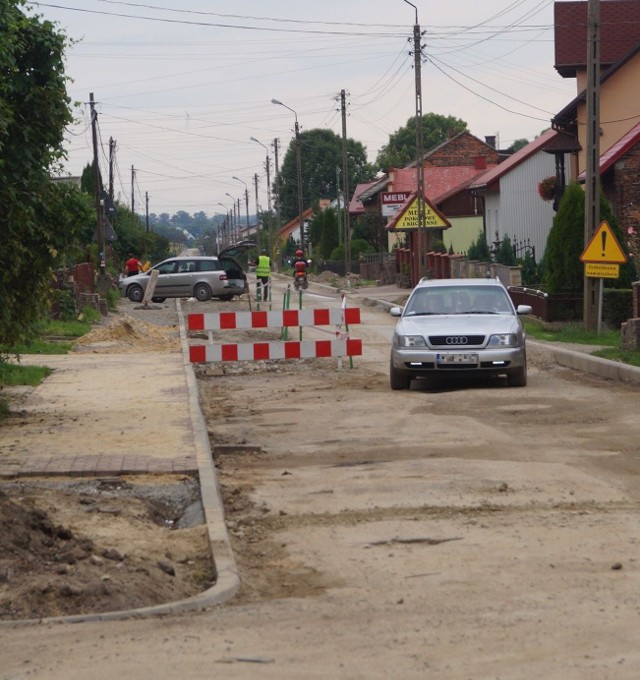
(199, 259, 223, 272)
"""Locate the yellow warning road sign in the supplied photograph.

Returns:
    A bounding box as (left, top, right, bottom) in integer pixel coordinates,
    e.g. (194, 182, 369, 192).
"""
(391, 196, 450, 231)
(580, 220, 627, 264)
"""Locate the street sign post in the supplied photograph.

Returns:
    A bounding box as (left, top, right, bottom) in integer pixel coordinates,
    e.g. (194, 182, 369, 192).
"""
(579, 220, 627, 333)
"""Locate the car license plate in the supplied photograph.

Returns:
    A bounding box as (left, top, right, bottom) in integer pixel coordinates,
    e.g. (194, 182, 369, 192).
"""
(437, 353, 479, 365)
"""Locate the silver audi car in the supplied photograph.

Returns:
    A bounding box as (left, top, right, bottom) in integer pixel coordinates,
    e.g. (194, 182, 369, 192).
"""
(389, 278, 532, 390)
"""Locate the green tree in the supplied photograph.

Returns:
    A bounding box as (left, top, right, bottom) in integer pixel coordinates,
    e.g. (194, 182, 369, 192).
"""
(507, 138, 529, 153)
(375, 113, 468, 171)
(276, 128, 373, 223)
(495, 235, 517, 265)
(467, 230, 491, 262)
(0, 0, 75, 347)
(351, 210, 388, 253)
(319, 207, 339, 260)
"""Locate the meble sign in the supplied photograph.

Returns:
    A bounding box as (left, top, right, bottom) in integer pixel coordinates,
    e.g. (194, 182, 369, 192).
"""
(381, 192, 411, 217)
(381, 192, 410, 204)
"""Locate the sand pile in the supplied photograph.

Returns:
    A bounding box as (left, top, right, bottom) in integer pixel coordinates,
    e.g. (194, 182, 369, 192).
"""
(74, 315, 180, 353)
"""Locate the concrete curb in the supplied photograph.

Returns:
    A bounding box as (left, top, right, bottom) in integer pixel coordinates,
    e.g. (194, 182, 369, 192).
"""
(1, 301, 240, 628)
(528, 339, 640, 384)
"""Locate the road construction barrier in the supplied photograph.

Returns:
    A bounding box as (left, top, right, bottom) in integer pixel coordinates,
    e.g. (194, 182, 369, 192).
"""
(187, 307, 362, 364)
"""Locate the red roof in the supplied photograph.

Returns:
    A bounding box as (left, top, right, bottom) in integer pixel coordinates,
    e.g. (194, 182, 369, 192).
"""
(469, 129, 558, 190)
(577, 120, 640, 179)
(554, 1, 640, 77)
(389, 165, 496, 203)
(349, 181, 379, 215)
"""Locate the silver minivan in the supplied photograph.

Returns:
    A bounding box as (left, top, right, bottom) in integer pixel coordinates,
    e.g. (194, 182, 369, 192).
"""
(119, 242, 254, 303)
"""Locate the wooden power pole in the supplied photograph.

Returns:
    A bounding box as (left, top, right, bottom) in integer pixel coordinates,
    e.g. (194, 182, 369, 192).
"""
(584, 0, 601, 331)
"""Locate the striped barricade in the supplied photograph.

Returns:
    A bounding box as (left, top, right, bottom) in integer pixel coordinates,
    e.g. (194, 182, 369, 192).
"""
(188, 307, 362, 364)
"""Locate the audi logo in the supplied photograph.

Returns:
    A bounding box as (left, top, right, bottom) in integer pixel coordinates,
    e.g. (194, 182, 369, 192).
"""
(445, 336, 468, 345)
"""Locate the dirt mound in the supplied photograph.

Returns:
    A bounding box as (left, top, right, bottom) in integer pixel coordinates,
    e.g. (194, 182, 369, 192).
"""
(0, 476, 214, 621)
(74, 314, 180, 353)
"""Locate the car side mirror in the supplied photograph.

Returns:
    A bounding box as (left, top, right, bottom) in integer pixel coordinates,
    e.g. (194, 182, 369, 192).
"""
(389, 306, 403, 317)
(516, 305, 532, 315)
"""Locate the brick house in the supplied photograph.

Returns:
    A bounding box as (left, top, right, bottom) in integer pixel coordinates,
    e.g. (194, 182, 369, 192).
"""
(351, 131, 501, 257)
(551, 0, 640, 232)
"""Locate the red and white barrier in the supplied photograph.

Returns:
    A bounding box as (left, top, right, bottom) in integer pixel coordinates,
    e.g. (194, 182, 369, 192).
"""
(188, 307, 360, 331)
(187, 307, 362, 364)
(189, 338, 362, 363)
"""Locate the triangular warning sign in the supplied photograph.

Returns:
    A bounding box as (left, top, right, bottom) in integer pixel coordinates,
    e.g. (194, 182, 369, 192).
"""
(580, 220, 627, 264)
(388, 194, 450, 231)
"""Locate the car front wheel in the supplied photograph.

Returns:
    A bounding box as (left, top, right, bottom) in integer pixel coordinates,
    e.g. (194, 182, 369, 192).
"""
(127, 284, 144, 303)
(507, 362, 527, 387)
(194, 283, 212, 302)
(390, 358, 412, 390)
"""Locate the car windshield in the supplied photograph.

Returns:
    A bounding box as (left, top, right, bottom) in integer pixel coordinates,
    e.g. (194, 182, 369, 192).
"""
(403, 285, 513, 316)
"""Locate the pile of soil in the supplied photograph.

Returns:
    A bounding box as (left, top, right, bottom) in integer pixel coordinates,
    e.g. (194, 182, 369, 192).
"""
(0, 475, 215, 621)
(73, 315, 180, 353)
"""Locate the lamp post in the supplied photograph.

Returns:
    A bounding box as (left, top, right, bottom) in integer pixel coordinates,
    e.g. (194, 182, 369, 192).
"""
(232, 176, 251, 242)
(271, 98, 305, 251)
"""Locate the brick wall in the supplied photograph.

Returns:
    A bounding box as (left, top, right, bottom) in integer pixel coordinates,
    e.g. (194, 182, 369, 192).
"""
(425, 132, 501, 168)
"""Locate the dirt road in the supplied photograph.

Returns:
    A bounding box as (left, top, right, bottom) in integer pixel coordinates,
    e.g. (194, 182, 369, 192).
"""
(2, 278, 640, 679)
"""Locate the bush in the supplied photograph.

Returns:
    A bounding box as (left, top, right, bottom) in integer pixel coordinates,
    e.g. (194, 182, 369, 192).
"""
(467, 230, 491, 262)
(603, 288, 633, 329)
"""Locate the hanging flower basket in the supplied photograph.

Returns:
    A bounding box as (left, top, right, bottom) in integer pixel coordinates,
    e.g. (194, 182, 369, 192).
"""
(538, 176, 556, 202)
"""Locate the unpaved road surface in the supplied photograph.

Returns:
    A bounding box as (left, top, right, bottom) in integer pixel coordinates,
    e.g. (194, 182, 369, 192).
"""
(2, 277, 640, 679)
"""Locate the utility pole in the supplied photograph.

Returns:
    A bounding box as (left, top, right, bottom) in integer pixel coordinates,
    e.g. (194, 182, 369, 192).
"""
(340, 89, 351, 275)
(273, 137, 281, 230)
(254, 172, 260, 246)
(294, 122, 305, 251)
(584, 0, 601, 331)
(273, 138, 282, 266)
(89, 93, 105, 278)
(108, 137, 116, 204)
(406, 0, 426, 279)
(243, 190, 250, 241)
(145, 191, 150, 233)
(131, 165, 135, 214)
(336, 165, 343, 246)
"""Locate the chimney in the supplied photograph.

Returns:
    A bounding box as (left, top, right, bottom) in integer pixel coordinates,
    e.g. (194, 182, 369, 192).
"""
(485, 135, 496, 149)
(448, 128, 458, 139)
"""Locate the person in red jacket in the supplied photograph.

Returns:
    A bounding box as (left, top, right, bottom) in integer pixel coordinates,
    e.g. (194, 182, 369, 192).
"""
(124, 254, 142, 277)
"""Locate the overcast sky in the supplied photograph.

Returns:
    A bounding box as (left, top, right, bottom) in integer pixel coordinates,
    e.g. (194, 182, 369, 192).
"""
(29, 0, 576, 218)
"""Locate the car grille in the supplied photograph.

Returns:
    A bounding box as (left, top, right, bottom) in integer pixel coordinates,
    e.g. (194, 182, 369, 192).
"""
(428, 335, 485, 347)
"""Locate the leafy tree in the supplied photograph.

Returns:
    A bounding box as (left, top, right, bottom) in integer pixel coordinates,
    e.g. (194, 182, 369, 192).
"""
(467, 230, 491, 262)
(507, 138, 529, 153)
(495, 235, 517, 265)
(276, 128, 373, 223)
(0, 0, 75, 347)
(319, 207, 339, 260)
(331, 239, 373, 262)
(351, 210, 388, 253)
(543, 182, 632, 293)
(375, 113, 468, 171)
(520, 251, 540, 286)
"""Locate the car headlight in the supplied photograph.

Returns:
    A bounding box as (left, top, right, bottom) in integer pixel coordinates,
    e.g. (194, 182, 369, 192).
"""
(487, 333, 517, 347)
(394, 334, 426, 348)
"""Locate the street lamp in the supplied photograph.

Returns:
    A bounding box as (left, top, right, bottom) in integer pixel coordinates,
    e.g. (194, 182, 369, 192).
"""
(271, 98, 305, 251)
(232, 176, 251, 242)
